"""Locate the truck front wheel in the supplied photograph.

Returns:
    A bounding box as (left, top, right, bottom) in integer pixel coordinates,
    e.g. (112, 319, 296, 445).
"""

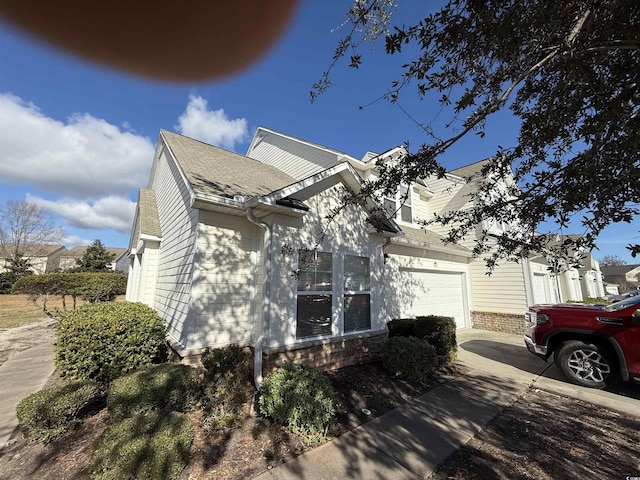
(555, 340, 619, 389)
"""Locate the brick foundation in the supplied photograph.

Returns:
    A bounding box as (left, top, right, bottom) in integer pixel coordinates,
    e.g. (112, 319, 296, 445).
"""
(166, 332, 388, 377)
(262, 331, 388, 376)
(471, 311, 525, 335)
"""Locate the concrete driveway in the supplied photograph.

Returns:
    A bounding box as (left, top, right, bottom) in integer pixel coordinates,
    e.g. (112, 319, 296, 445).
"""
(457, 329, 640, 418)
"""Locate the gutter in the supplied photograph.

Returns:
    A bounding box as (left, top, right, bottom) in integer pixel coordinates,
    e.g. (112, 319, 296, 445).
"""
(245, 206, 272, 390)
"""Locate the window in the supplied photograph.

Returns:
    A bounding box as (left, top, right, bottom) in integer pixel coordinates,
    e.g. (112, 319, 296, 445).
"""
(296, 250, 332, 339)
(488, 192, 509, 234)
(343, 255, 371, 332)
(383, 185, 413, 223)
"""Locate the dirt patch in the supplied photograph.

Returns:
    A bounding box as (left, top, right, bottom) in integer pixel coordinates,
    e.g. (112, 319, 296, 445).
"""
(431, 388, 640, 480)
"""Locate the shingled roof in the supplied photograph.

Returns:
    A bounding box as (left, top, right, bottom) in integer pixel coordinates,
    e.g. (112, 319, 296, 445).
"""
(161, 130, 297, 198)
(448, 159, 492, 180)
(399, 226, 470, 254)
(138, 188, 162, 238)
(61, 246, 128, 260)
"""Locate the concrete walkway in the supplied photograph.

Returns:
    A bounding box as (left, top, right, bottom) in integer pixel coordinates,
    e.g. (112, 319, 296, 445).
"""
(0, 325, 55, 450)
(255, 329, 640, 480)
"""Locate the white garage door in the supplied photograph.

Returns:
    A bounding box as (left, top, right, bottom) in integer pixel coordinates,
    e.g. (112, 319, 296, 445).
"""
(399, 270, 467, 329)
(532, 273, 548, 304)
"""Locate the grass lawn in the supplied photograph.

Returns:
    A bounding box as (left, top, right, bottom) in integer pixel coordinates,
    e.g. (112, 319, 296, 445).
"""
(0, 294, 125, 329)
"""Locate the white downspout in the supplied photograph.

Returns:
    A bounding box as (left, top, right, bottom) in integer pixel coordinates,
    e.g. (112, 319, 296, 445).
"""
(246, 207, 271, 390)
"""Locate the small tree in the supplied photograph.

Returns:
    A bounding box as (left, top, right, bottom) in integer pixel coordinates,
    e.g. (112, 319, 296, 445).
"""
(599, 255, 627, 267)
(0, 200, 63, 262)
(74, 240, 116, 272)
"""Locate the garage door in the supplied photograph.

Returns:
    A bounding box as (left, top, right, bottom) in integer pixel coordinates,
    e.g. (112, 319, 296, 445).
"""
(399, 270, 467, 328)
(532, 273, 548, 304)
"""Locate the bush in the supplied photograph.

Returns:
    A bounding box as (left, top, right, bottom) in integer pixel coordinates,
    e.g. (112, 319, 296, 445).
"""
(77, 272, 127, 303)
(107, 364, 201, 420)
(90, 411, 193, 480)
(0, 271, 20, 294)
(381, 336, 438, 384)
(200, 345, 251, 431)
(567, 297, 610, 305)
(259, 361, 337, 444)
(414, 315, 458, 365)
(55, 302, 167, 383)
(12, 272, 127, 313)
(387, 318, 417, 337)
(16, 380, 104, 444)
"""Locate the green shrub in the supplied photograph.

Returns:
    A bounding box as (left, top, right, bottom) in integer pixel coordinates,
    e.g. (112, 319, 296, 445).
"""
(107, 364, 201, 420)
(90, 411, 193, 480)
(55, 302, 167, 383)
(387, 318, 416, 337)
(200, 345, 251, 431)
(414, 315, 458, 365)
(16, 380, 104, 444)
(381, 336, 438, 384)
(259, 361, 337, 444)
(77, 272, 127, 303)
(12, 272, 127, 313)
(567, 297, 610, 305)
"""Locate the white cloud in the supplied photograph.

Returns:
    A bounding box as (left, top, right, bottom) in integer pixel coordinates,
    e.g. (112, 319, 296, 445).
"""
(0, 93, 154, 197)
(176, 95, 248, 150)
(27, 194, 136, 232)
(60, 235, 93, 247)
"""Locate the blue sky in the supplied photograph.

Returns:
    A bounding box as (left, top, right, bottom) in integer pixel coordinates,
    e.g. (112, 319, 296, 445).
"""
(0, 1, 636, 263)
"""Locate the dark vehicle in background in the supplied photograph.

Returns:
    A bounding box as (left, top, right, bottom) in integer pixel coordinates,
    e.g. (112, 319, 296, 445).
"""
(607, 288, 640, 303)
(524, 295, 640, 388)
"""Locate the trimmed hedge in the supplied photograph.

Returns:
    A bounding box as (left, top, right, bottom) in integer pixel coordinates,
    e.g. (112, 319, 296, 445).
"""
(387, 318, 417, 337)
(200, 345, 251, 431)
(12, 272, 127, 311)
(55, 302, 167, 383)
(259, 361, 337, 444)
(16, 380, 104, 444)
(107, 364, 201, 420)
(90, 411, 193, 480)
(381, 336, 438, 384)
(388, 315, 458, 366)
(414, 315, 458, 365)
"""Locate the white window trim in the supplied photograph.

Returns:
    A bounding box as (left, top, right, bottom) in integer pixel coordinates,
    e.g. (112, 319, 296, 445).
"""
(384, 184, 414, 225)
(293, 250, 373, 342)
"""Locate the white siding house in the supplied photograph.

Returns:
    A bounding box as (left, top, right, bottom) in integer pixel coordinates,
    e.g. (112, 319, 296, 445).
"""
(128, 128, 607, 372)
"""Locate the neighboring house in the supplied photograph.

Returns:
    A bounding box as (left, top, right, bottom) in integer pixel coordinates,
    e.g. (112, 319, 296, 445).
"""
(604, 282, 620, 296)
(601, 264, 640, 293)
(0, 244, 67, 274)
(58, 246, 129, 272)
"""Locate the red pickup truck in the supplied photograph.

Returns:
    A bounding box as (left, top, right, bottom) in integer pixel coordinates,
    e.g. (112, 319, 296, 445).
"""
(524, 295, 640, 388)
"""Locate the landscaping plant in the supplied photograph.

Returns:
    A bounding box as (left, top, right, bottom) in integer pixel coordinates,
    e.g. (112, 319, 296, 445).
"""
(200, 345, 251, 431)
(259, 361, 337, 444)
(414, 315, 458, 365)
(16, 380, 103, 444)
(90, 411, 193, 480)
(55, 302, 166, 383)
(107, 363, 201, 420)
(381, 336, 438, 384)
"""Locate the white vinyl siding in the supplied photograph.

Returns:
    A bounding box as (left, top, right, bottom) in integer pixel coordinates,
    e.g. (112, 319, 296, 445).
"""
(149, 147, 198, 347)
(191, 212, 260, 348)
(248, 132, 340, 181)
(470, 259, 527, 314)
(269, 185, 385, 348)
